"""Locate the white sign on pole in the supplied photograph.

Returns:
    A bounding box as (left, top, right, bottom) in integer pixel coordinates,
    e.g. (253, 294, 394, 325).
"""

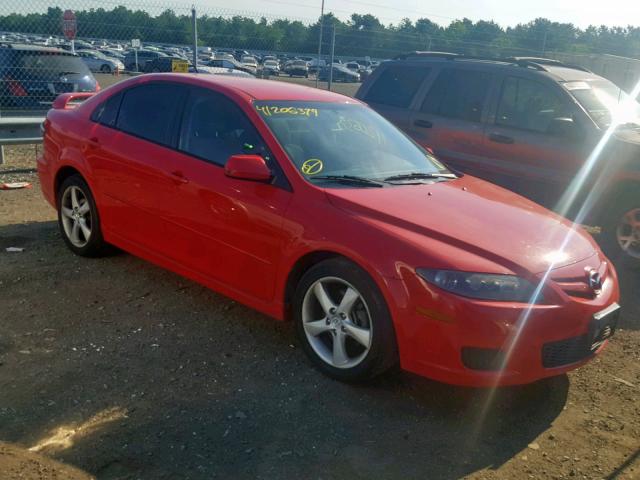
(131, 38, 141, 48)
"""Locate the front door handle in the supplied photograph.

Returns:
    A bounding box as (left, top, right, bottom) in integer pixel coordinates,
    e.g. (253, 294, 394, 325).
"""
(168, 170, 189, 184)
(414, 119, 433, 128)
(489, 133, 514, 144)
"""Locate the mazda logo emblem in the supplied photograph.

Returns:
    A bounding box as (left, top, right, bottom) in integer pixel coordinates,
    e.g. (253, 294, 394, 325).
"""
(587, 268, 603, 293)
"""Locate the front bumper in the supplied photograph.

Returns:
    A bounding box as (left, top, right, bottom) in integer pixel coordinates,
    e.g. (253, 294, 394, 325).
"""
(385, 259, 620, 387)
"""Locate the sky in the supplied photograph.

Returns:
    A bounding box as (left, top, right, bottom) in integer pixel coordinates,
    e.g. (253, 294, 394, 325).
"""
(187, 0, 640, 28)
(5, 0, 640, 28)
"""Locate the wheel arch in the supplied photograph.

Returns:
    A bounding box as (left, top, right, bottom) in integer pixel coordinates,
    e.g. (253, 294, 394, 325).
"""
(54, 165, 83, 200)
(283, 250, 345, 320)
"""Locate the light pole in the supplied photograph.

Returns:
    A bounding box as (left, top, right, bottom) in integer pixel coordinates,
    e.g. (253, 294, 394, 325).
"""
(315, 0, 325, 88)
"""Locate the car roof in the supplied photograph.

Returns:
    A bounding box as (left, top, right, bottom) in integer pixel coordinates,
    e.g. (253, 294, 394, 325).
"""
(0, 42, 71, 54)
(388, 52, 603, 83)
(142, 73, 360, 103)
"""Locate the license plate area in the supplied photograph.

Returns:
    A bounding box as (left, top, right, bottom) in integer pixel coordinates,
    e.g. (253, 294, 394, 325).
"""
(589, 303, 620, 351)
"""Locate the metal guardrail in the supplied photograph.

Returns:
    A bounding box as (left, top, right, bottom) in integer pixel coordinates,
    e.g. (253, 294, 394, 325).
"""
(0, 115, 45, 164)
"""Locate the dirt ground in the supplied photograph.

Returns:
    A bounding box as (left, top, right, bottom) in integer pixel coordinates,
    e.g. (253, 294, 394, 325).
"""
(1, 128, 639, 479)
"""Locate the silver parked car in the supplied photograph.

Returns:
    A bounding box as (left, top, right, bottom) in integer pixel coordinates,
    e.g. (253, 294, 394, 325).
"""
(76, 49, 124, 73)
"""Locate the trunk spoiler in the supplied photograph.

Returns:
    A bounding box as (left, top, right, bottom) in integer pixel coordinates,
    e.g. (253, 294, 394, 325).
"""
(52, 92, 95, 110)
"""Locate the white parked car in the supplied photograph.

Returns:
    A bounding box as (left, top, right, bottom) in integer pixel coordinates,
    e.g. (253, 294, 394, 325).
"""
(262, 59, 280, 76)
(76, 50, 124, 73)
(240, 55, 258, 74)
(194, 66, 255, 78)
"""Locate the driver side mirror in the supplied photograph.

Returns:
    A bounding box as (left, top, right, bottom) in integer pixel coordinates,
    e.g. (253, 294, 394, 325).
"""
(224, 154, 273, 182)
(548, 117, 580, 138)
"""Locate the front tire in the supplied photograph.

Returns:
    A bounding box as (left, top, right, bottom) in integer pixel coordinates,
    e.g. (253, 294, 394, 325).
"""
(293, 258, 398, 382)
(57, 174, 107, 257)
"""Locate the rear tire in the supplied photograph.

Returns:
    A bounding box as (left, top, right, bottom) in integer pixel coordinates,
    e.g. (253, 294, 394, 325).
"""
(100, 64, 111, 74)
(293, 258, 398, 382)
(600, 189, 640, 269)
(57, 174, 108, 257)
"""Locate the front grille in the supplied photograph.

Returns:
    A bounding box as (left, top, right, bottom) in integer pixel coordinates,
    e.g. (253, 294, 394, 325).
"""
(542, 335, 593, 368)
(550, 259, 608, 300)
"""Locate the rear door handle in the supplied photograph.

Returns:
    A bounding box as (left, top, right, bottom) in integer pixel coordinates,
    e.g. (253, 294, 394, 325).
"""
(414, 119, 433, 128)
(489, 133, 514, 144)
(168, 170, 189, 184)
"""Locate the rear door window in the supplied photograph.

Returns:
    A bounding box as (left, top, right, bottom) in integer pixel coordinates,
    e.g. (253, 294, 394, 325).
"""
(116, 83, 185, 146)
(496, 76, 569, 133)
(421, 69, 492, 123)
(363, 65, 431, 108)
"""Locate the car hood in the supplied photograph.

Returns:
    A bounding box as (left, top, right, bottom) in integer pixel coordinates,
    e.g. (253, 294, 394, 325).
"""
(325, 176, 598, 275)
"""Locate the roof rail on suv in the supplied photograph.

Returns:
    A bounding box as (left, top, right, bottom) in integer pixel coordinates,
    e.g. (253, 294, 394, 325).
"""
(392, 51, 592, 73)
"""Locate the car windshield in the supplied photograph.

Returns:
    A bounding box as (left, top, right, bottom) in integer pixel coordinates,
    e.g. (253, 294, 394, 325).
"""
(566, 79, 640, 128)
(254, 101, 451, 185)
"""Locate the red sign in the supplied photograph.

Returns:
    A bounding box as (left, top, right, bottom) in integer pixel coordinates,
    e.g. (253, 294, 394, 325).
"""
(62, 10, 77, 40)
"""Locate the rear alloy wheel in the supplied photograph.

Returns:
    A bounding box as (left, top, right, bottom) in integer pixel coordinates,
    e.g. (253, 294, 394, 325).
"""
(57, 175, 107, 257)
(294, 258, 398, 382)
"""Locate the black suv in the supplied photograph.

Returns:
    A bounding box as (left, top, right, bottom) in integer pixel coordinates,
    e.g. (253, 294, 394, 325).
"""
(357, 52, 640, 266)
(123, 50, 166, 71)
(0, 43, 98, 113)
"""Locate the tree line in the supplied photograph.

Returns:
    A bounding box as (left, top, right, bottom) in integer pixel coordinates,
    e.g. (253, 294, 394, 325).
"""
(1, 6, 640, 59)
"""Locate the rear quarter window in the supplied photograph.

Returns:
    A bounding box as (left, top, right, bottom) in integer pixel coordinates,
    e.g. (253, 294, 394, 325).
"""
(363, 65, 431, 108)
(90, 92, 123, 127)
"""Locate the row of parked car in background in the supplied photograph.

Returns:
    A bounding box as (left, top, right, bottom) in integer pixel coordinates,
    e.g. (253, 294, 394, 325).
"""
(0, 30, 379, 80)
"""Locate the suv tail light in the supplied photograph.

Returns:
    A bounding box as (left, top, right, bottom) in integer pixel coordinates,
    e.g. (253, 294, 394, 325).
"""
(5, 75, 27, 97)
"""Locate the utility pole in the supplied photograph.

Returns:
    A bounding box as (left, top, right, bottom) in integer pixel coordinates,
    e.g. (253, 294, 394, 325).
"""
(315, 0, 325, 88)
(192, 5, 198, 72)
(541, 29, 548, 57)
(328, 23, 336, 91)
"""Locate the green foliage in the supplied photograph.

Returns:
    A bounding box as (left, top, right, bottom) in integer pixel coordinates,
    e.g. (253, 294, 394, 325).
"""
(1, 5, 640, 59)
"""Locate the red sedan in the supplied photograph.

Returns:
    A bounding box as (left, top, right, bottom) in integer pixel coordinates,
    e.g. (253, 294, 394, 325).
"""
(38, 74, 621, 386)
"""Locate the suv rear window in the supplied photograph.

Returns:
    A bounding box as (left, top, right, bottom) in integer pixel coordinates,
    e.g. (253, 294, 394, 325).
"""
(422, 69, 492, 123)
(11, 51, 91, 78)
(363, 65, 431, 108)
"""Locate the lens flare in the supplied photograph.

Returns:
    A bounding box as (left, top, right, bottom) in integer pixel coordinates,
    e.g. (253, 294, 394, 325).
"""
(471, 77, 640, 440)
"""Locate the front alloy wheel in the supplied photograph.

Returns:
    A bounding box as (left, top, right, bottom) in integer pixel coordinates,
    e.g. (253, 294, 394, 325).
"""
(294, 258, 398, 382)
(302, 277, 372, 369)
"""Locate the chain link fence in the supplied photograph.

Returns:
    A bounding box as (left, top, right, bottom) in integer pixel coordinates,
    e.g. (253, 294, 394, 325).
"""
(2, 0, 640, 117)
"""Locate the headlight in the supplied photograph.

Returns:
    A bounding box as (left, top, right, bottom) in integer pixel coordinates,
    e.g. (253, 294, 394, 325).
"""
(416, 269, 543, 303)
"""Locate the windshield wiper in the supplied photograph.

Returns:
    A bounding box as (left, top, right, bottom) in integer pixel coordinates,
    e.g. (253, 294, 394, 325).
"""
(383, 172, 457, 182)
(311, 175, 385, 187)
(58, 71, 82, 76)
